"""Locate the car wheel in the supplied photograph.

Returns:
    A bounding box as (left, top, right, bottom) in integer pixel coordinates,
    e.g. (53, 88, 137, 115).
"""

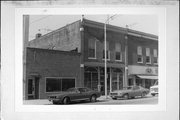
(131, 96, 135, 99)
(141, 92, 146, 98)
(90, 95, 97, 102)
(123, 94, 129, 100)
(63, 97, 70, 104)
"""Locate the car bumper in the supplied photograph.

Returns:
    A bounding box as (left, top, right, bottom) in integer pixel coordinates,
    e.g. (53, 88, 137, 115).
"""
(110, 95, 123, 99)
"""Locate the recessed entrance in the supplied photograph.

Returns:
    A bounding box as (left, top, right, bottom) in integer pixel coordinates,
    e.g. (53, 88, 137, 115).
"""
(27, 77, 39, 99)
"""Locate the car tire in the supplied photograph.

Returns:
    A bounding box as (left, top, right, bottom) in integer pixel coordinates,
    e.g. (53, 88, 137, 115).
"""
(63, 97, 70, 104)
(131, 96, 135, 99)
(123, 94, 129, 100)
(90, 95, 97, 102)
(141, 92, 146, 98)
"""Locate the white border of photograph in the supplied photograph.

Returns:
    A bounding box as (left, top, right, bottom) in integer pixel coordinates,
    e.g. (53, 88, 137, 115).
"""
(15, 7, 166, 112)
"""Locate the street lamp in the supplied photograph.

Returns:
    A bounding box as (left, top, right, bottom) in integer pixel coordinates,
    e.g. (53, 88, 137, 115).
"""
(104, 14, 117, 99)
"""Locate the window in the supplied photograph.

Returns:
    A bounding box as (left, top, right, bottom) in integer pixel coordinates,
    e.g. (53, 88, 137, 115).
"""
(153, 49, 158, 64)
(103, 41, 110, 60)
(88, 38, 96, 59)
(46, 78, 75, 92)
(137, 46, 143, 63)
(146, 48, 151, 64)
(115, 43, 122, 61)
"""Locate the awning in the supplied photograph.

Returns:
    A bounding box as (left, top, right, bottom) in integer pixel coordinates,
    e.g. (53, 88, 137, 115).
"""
(136, 75, 158, 80)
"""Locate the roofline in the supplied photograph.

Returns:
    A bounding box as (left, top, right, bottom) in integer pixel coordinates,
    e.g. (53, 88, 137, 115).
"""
(27, 47, 81, 56)
(30, 20, 81, 41)
(82, 18, 158, 41)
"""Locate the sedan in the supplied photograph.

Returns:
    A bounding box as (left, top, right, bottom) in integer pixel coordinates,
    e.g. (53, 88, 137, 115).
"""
(110, 86, 150, 100)
(48, 87, 101, 104)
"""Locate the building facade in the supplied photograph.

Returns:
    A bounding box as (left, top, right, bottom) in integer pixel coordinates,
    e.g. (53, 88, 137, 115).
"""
(25, 47, 81, 99)
(127, 33, 158, 89)
(25, 18, 158, 99)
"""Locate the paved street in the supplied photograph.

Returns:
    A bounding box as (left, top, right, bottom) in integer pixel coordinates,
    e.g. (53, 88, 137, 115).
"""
(24, 94, 158, 105)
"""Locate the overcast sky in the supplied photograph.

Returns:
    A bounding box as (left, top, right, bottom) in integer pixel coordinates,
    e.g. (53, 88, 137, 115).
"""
(29, 15, 158, 40)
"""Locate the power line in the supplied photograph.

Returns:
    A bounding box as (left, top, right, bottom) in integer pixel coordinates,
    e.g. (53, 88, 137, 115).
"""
(30, 15, 51, 25)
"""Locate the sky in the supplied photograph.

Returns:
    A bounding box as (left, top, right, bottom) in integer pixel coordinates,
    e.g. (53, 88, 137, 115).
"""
(29, 15, 158, 40)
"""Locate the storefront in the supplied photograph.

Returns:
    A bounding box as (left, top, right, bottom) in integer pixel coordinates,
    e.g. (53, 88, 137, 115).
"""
(128, 66, 158, 89)
(84, 65, 124, 95)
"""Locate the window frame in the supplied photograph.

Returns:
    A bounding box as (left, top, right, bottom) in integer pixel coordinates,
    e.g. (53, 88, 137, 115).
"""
(45, 77, 76, 93)
(115, 43, 122, 62)
(137, 46, 143, 63)
(88, 38, 97, 59)
(145, 48, 151, 64)
(153, 49, 158, 65)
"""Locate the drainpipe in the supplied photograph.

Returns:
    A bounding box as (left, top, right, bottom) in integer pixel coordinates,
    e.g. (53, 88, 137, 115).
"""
(124, 25, 128, 88)
(80, 15, 85, 87)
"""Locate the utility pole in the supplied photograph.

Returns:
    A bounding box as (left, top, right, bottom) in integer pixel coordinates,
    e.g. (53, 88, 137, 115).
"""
(104, 14, 117, 99)
(23, 15, 29, 100)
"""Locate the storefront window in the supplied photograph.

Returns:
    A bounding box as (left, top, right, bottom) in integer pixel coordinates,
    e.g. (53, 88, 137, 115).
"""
(84, 67, 98, 90)
(46, 78, 75, 92)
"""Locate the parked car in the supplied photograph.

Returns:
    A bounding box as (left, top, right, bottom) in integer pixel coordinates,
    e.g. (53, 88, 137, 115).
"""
(110, 86, 150, 100)
(150, 81, 158, 96)
(48, 87, 101, 104)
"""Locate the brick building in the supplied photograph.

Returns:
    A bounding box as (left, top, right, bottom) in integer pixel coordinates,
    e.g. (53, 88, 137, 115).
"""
(25, 47, 81, 99)
(127, 33, 158, 89)
(25, 18, 158, 99)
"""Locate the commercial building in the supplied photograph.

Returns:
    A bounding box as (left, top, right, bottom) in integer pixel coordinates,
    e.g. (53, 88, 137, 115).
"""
(25, 47, 81, 99)
(24, 18, 158, 99)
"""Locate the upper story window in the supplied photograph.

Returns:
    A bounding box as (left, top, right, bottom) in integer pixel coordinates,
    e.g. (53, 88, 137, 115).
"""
(146, 48, 151, 64)
(115, 43, 122, 61)
(137, 46, 143, 63)
(153, 49, 158, 64)
(88, 38, 96, 59)
(103, 41, 110, 60)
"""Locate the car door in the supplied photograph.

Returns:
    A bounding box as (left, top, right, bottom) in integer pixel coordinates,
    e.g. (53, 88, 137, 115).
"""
(133, 86, 141, 96)
(77, 88, 89, 100)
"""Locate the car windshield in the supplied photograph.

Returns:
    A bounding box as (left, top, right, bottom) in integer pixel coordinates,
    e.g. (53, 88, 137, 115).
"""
(66, 88, 76, 92)
(123, 87, 132, 90)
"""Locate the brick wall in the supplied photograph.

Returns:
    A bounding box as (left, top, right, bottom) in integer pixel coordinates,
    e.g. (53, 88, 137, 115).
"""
(128, 35, 158, 66)
(26, 47, 81, 99)
(83, 26, 126, 64)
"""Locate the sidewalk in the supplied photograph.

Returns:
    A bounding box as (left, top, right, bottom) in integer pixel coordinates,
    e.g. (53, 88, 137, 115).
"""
(23, 95, 112, 105)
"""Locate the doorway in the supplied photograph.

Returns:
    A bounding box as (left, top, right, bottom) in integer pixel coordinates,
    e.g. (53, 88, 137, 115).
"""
(27, 77, 39, 99)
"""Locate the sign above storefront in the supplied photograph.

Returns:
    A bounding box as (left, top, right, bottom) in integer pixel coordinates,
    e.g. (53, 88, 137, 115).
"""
(128, 65, 158, 75)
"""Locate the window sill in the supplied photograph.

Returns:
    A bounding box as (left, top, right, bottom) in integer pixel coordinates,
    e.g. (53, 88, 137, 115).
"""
(115, 60, 122, 62)
(137, 62, 143, 64)
(88, 57, 97, 59)
(102, 59, 110, 61)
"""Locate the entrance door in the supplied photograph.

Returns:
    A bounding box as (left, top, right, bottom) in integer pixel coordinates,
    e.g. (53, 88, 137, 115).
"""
(112, 72, 123, 91)
(28, 77, 39, 99)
